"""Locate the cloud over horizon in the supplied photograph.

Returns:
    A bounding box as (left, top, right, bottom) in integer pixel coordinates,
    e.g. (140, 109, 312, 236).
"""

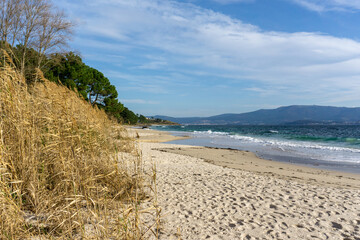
(57, 0, 360, 116)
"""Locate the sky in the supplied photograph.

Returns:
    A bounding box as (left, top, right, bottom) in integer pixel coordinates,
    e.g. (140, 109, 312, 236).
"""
(55, 0, 360, 117)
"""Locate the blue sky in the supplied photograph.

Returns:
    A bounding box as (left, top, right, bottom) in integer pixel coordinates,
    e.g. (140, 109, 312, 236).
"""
(56, 0, 360, 117)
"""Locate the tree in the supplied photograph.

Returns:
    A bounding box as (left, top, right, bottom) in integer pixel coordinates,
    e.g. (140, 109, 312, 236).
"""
(33, 8, 72, 74)
(120, 108, 138, 125)
(1, 1, 143, 125)
(138, 115, 147, 124)
(45, 52, 84, 92)
(87, 67, 117, 106)
(45, 52, 129, 122)
(12, 44, 39, 79)
(103, 97, 124, 122)
(0, 0, 73, 78)
(0, 0, 23, 49)
(18, 0, 50, 75)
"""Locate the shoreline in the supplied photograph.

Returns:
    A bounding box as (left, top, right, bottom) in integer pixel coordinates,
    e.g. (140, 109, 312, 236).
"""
(165, 130, 360, 175)
(156, 145, 360, 190)
(129, 127, 360, 187)
(134, 128, 360, 239)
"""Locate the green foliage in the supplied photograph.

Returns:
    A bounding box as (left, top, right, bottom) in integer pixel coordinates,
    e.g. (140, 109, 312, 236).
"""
(1, 43, 140, 125)
(44, 52, 81, 91)
(1, 44, 42, 83)
(147, 117, 178, 125)
(87, 67, 117, 106)
(103, 97, 125, 122)
(121, 107, 139, 125)
(44, 52, 138, 124)
(138, 115, 148, 124)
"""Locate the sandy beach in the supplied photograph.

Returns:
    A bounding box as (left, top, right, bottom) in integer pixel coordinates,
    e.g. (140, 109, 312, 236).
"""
(130, 128, 360, 239)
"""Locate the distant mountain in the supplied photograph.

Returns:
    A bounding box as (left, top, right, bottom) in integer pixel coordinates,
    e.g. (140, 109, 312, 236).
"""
(153, 105, 360, 125)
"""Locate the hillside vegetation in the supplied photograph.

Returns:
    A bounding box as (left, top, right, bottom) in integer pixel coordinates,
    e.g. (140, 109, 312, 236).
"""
(0, 0, 140, 124)
(0, 1, 160, 238)
(0, 59, 158, 238)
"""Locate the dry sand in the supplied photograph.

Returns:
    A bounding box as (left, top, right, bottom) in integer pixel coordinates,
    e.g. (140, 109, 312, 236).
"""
(132, 128, 360, 239)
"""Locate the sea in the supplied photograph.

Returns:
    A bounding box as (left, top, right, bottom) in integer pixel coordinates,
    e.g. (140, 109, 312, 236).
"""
(151, 125, 360, 174)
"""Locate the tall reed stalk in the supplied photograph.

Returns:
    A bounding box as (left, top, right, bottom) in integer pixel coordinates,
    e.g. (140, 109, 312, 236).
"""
(0, 63, 157, 239)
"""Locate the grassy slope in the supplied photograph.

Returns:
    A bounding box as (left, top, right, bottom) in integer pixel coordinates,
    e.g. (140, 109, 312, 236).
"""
(0, 64, 156, 239)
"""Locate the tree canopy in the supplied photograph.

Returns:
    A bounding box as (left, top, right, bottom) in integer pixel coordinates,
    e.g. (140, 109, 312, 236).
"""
(45, 52, 134, 123)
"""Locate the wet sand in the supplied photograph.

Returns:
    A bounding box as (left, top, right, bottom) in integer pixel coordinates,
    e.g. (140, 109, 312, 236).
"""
(157, 146, 360, 190)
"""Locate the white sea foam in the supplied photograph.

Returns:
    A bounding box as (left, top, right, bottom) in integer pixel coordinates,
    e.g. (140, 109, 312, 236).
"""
(192, 130, 360, 154)
(230, 135, 263, 143)
(193, 130, 229, 136)
(269, 130, 279, 133)
(231, 134, 360, 153)
(164, 127, 360, 165)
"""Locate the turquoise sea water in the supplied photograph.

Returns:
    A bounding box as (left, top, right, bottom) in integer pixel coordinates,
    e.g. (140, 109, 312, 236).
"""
(151, 125, 360, 173)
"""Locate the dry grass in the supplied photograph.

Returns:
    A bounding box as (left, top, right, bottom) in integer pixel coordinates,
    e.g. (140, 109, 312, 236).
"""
(0, 63, 159, 239)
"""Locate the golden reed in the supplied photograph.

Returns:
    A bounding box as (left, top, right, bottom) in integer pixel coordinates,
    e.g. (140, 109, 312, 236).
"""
(0, 61, 156, 239)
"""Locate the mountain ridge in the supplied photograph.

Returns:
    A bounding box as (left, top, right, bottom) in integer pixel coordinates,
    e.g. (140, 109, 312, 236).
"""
(152, 105, 360, 125)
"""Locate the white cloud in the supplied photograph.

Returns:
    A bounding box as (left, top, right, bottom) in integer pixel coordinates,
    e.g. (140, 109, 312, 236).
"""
(291, 0, 360, 12)
(59, 0, 360, 106)
(120, 99, 159, 104)
(292, 0, 326, 12)
(136, 60, 168, 70)
(212, 0, 254, 4)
